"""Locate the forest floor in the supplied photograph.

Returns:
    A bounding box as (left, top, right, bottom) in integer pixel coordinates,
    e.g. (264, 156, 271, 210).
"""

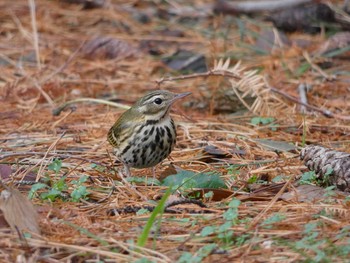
(0, 0, 350, 262)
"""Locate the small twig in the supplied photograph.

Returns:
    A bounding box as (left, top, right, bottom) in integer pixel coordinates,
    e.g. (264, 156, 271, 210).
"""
(231, 85, 254, 113)
(270, 85, 333, 117)
(303, 51, 334, 81)
(96, 185, 115, 203)
(297, 83, 310, 114)
(10, 11, 32, 42)
(52, 98, 130, 116)
(265, 80, 347, 119)
(32, 79, 54, 107)
(51, 108, 74, 128)
(28, 0, 41, 70)
(36, 132, 66, 182)
(0, 151, 106, 167)
(39, 40, 86, 85)
(165, 198, 207, 208)
(249, 174, 296, 228)
(155, 70, 240, 86)
(108, 198, 211, 215)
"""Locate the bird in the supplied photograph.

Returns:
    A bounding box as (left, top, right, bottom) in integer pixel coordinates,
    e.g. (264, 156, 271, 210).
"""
(107, 90, 191, 179)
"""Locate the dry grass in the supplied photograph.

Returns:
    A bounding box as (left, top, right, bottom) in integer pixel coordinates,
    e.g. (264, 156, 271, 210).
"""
(0, 0, 350, 262)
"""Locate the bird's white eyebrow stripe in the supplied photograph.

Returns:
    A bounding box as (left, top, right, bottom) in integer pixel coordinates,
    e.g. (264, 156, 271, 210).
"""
(143, 94, 162, 104)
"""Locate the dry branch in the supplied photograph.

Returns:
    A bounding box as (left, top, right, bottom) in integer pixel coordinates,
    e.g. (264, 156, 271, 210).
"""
(213, 0, 313, 14)
(158, 59, 278, 115)
(52, 98, 130, 116)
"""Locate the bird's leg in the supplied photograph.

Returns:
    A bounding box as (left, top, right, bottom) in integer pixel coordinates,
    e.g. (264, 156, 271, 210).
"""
(117, 163, 131, 185)
(151, 166, 157, 186)
(118, 163, 147, 201)
(123, 164, 132, 178)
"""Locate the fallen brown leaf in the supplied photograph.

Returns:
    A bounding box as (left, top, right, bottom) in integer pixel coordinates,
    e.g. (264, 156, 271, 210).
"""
(280, 184, 348, 203)
(81, 36, 141, 60)
(0, 187, 40, 236)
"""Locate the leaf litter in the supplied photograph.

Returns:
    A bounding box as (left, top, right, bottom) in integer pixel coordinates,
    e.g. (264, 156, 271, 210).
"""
(0, 0, 350, 262)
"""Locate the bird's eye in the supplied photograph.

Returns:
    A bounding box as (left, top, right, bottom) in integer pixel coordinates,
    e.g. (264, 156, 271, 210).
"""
(154, 98, 163, 105)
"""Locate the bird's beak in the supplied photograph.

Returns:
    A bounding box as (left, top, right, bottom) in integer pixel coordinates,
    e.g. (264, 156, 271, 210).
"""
(171, 92, 191, 104)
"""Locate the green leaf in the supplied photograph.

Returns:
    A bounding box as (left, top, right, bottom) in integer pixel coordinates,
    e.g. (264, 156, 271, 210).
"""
(218, 221, 232, 233)
(218, 230, 234, 243)
(269, 123, 278, 131)
(71, 185, 89, 202)
(295, 62, 311, 77)
(304, 222, 318, 234)
(28, 183, 48, 199)
(325, 167, 333, 176)
(177, 252, 193, 263)
(251, 117, 275, 125)
(228, 198, 241, 208)
(41, 188, 61, 201)
(200, 226, 215, 237)
(53, 176, 68, 191)
(197, 244, 216, 257)
(72, 175, 89, 186)
(204, 191, 214, 198)
(72, 175, 89, 185)
(23, 233, 32, 238)
(235, 234, 250, 246)
(227, 165, 240, 176)
(223, 209, 238, 222)
(247, 175, 258, 184)
(136, 208, 150, 216)
(272, 175, 288, 183)
(134, 259, 153, 263)
(127, 176, 161, 186)
(336, 226, 350, 239)
(251, 117, 261, 125)
(299, 171, 316, 184)
(323, 45, 350, 58)
(162, 170, 226, 190)
(79, 175, 89, 183)
(48, 159, 62, 174)
(177, 244, 216, 263)
(91, 164, 105, 172)
(261, 213, 286, 229)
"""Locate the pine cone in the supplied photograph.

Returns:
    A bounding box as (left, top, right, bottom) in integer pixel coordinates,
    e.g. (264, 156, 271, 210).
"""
(300, 145, 350, 192)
